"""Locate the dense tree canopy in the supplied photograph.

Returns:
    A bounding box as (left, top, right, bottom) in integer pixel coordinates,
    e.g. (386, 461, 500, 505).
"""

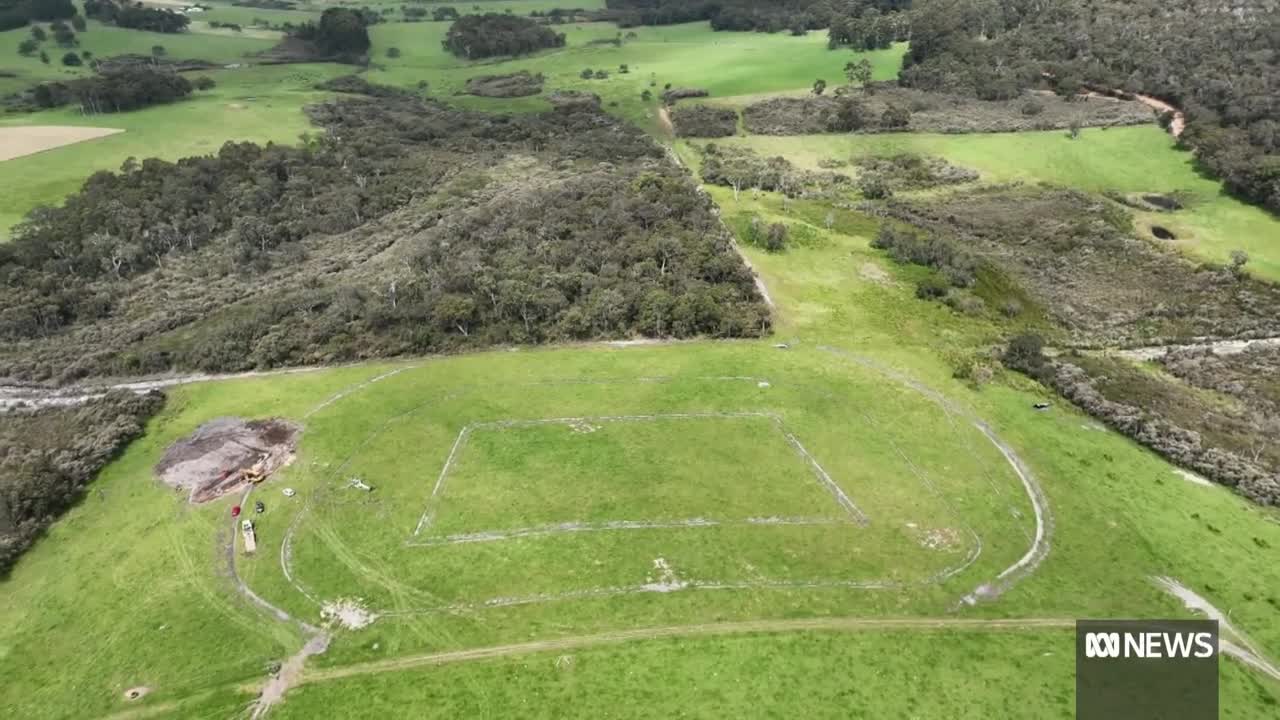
(442, 13, 566, 59)
(0, 94, 768, 382)
(601, 0, 908, 32)
(83, 0, 190, 33)
(0, 0, 78, 29)
(314, 7, 371, 56)
(21, 66, 192, 113)
(0, 391, 163, 576)
(895, 0, 1280, 212)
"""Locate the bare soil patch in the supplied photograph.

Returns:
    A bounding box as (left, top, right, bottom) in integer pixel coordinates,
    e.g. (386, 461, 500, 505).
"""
(0, 126, 124, 162)
(155, 417, 300, 503)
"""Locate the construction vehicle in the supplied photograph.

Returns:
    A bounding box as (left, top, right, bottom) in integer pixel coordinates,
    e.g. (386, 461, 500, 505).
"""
(241, 519, 257, 554)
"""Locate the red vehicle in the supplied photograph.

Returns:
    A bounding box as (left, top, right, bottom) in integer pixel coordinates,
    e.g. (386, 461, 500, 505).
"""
(231, 505, 242, 518)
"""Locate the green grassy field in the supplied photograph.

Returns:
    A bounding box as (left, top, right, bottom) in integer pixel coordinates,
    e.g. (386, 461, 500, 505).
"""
(0, 17, 277, 94)
(366, 21, 905, 130)
(708, 127, 1280, 281)
(1, 7, 1280, 718)
(0, 63, 347, 237)
(2, 193, 1278, 717)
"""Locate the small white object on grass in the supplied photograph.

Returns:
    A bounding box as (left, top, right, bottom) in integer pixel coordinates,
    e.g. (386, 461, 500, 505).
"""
(283, 488, 296, 497)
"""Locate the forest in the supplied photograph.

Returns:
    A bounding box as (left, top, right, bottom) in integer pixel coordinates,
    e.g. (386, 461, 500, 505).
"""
(0, 0, 75, 31)
(442, 13, 566, 59)
(894, 0, 1280, 212)
(83, 0, 190, 33)
(14, 65, 194, 113)
(0, 91, 768, 383)
(0, 391, 163, 575)
(602, 0, 908, 32)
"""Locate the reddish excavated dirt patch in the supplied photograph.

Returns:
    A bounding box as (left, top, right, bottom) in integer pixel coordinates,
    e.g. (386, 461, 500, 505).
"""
(156, 418, 300, 503)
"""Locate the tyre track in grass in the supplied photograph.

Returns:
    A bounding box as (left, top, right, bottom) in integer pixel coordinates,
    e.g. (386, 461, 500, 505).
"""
(816, 346, 1053, 605)
(299, 617, 1077, 685)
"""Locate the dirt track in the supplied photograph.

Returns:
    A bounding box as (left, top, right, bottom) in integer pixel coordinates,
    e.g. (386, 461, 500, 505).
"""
(302, 616, 1076, 684)
(1131, 93, 1186, 137)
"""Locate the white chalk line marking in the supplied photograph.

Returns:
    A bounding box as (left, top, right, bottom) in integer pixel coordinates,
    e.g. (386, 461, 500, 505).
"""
(410, 412, 869, 539)
(406, 517, 848, 547)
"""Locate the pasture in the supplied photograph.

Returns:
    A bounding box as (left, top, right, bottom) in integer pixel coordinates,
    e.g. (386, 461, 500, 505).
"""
(707, 127, 1280, 281)
(0, 63, 349, 236)
(1, 5, 1279, 717)
(366, 21, 906, 129)
(0, 124, 122, 160)
(3, 258, 1278, 717)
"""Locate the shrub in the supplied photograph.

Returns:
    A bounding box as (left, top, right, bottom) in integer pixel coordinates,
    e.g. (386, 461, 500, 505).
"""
(60, 50, 81, 66)
(915, 277, 949, 299)
(858, 172, 892, 199)
(764, 223, 788, 253)
(1002, 333, 1049, 379)
(193, 75, 216, 91)
(18, 38, 39, 56)
(386, 46, 401, 58)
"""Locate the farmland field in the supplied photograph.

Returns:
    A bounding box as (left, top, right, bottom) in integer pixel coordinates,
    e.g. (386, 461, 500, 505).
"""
(0, 64, 349, 236)
(1, 2, 1279, 718)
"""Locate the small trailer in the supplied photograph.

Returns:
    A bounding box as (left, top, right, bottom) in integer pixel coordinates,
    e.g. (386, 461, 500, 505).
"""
(241, 519, 257, 554)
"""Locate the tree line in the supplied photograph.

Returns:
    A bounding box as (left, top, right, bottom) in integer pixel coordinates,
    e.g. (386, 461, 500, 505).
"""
(83, 0, 189, 33)
(0, 0, 76, 31)
(442, 13, 566, 59)
(19, 65, 194, 113)
(601, 0, 907, 33)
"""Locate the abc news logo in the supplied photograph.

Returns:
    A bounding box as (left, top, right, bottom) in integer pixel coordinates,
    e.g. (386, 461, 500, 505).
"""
(1084, 629, 1216, 660)
(1076, 620, 1218, 720)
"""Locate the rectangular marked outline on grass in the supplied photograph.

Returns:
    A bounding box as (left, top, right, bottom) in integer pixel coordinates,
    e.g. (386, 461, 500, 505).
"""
(409, 412, 869, 544)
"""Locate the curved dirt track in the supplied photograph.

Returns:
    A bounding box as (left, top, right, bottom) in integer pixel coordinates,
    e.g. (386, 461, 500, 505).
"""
(817, 346, 1053, 603)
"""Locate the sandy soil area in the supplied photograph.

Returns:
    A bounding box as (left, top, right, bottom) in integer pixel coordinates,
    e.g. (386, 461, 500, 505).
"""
(0, 126, 124, 162)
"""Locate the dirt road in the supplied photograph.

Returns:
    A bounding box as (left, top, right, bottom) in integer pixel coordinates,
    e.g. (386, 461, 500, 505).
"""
(1130, 93, 1186, 137)
(657, 106, 675, 137)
